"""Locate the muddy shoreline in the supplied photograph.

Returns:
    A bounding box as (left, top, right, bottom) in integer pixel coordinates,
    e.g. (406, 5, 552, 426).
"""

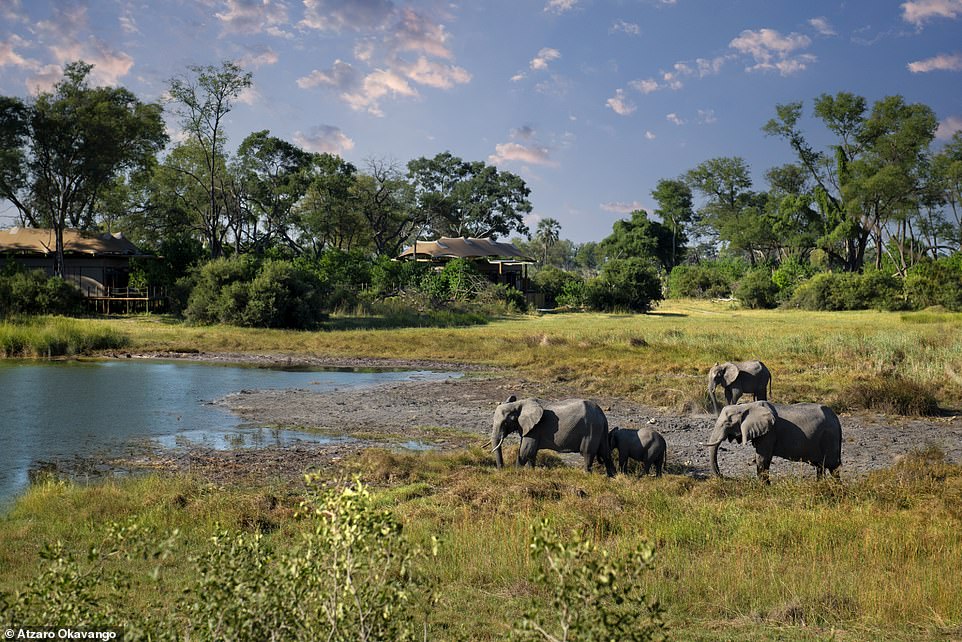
(97, 351, 962, 485)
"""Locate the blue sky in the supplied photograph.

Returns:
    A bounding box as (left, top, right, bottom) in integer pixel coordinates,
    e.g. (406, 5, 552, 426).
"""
(1, 0, 960, 242)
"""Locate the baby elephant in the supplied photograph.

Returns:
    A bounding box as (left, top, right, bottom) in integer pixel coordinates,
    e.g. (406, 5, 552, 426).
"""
(608, 427, 667, 477)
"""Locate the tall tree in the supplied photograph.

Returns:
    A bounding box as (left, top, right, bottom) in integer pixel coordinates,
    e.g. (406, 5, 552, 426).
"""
(0, 62, 167, 275)
(650, 178, 693, 268)
(355, 158, 417, 256)
(599, 210, 675, 273)
(167, 61, 252, 258)
(763, 92, 936, 272)
(684, 157, 766, 266)
(535, 217, 561, 265)
(234, 130, 314, 254)
(932, 132, 962, 251)
(295, 154, 367, 254)
(407, 151, 532, 239)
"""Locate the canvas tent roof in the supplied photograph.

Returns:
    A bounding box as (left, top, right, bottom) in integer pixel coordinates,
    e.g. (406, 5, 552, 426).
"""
(0, 227, 148, 256)
(398, 237, 532, 261)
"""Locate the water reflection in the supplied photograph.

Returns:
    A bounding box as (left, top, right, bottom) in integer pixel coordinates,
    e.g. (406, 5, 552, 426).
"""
(0, 360, 455, 503)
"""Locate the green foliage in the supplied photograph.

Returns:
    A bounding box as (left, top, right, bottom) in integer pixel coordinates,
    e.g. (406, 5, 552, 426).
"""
(311, 249, 374, 310)
(666, 257, 748, 299)
(513, 519, 665, 642)
(532, 266, 583, 308)
(0, 317, 127, 357)
(0, 269, 85, 317)
(771, 256, 818, 301)
(556, 278, 588, 308)
(904, 255, 962, 311)
(368, 255, 430, 298)
(734, 267, 778, 309)
(185, 256, 325, 328)
(789, 270, 907, 311)
(600, 211, 678, 273)
(585, 258, 663, 312)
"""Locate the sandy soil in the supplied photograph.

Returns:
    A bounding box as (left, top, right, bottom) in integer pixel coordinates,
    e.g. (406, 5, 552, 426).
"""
(113, 351, 962, 485)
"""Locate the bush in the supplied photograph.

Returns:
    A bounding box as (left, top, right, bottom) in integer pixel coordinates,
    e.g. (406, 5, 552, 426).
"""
(734, 267, 778, 309)
(788, 270, 907, 311)
(667, 257, 748, 299)
(532, 266, 583, 308)
(831, 374, 940, 416)
(0, 269, 85, 317)
(771, 257, 817, 302)
(367, 256, 430, 299)
(556, 278, 588, 308)
(904, 255, 962, 311)
(514, 519, 665, 641)
(185, 256, 325, 329)
(312, 249, 374, 310)
(586, 258, 663, 313)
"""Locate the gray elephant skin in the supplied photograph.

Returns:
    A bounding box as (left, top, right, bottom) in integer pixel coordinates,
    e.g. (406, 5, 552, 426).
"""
(708, 360, 771, 413)
(705, 401, 842, 481)
(490, 395, 616, 476)
(608, 427, 667, 477)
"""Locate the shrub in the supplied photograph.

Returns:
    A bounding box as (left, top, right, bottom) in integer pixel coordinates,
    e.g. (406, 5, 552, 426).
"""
(312, 249, 374, 310)
(667, 257, 747, 299)
(831, 374, 940, 416)
(904, 255, 962, 311)
(367, 256, 430, 299)
(556, 278, 588, 308)
(513, 519, 665, 641)
(0, 269, 85, 317)
(771, 257, 817, 301)
(586, 258, 663, 312)
(788, 270, 907, 311)
(532, 266, 583, 308)
(734, 267, 778, 309)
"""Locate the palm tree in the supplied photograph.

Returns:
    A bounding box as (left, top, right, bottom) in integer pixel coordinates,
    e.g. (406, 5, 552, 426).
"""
(535, 217, 561, 265)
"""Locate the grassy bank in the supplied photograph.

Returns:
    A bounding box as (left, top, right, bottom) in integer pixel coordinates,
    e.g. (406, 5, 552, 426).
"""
(2, 449, 961, 640)
(91, 300, 962, 410)
(0, 316, 127, 357)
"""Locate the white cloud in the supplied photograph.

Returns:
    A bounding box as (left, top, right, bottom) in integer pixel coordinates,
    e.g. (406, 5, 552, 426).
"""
(530, 47, 561, 71)
(294, 125, 355, 154)
(907, 52, 962, 72)
(119, 7, 139, 35)
(397, 55, 470, 88)
(489, 142, 557, 167)
(610, 20, 640, 36)
(342, 69, 417, 116)
(902, 0, 962, 26)
(729, 28, 815, 75)
(666, 112, 685, 125)
(936, 115, 962, 139)
(216, 0, 288, 35)
(808, 17, 837, 36)
(544, 0, 578, 14)
(606, 88, 636, 116)
(629, 78, 659, 93)
(697, 109, 717, 124)
(236, 84, 261, 105)
(300, 0, 395, 32)
(510, 72, 526, 82)
(297, 59, 359, 89)
(389, 7, 452, 59)
(239, 47, 280, 69)
(0, 36, 29, 69)
(601, 201, 645, 214)
(644, 130, 656, 140)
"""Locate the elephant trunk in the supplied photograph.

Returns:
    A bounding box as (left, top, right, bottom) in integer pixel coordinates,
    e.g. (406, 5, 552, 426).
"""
(491, 425, 505, 469)
(709, 441, 723, 477)
(709, 387, 719, 415)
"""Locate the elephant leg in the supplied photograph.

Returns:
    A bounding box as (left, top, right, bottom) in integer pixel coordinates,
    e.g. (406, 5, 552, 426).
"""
(519, 437, 539, 468)
(654, 458, 663, 477)
(729, 388, 742, 405)
(584, 451, 595, 473)
(755, 453, 773, 484)
(619, 452, 629, 475)
(641, 459, 651, 476)
(725, 388, 734, 405)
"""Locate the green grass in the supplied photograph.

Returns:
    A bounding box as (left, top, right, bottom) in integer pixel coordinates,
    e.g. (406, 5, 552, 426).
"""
(0, 316, 128, 357)
(2, 449, 961, 640)
(81, 300, 962, 411)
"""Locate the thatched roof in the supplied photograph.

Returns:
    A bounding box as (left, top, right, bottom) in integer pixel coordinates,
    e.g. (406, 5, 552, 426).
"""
(0, 227, 148, 256)
(398, 237, 532, 262)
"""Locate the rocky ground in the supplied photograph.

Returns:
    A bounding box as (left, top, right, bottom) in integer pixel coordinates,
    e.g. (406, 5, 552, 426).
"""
(110, 351, 962, 485)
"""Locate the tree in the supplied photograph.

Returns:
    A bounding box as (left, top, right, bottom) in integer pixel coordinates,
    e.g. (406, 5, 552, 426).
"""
(0, 62, 167, 275)
(295, 154, 367, 254)
(650, 178, 693, 268)
(234, 130, 315, 254)
(600, 209, 678, 273)
(763, 92, 937, 272)
(167, 61, 252, 258)
(931, 132, 962, 252)
(407, 151, 532, 239)
(535, 217, 561, 264)
(684, 157, 768, 266)
(355, 158, 417, 256)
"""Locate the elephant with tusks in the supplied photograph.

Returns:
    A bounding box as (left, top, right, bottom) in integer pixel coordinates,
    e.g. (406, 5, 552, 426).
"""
(704, 401, 842, 482)
(490, 395, 616, 476)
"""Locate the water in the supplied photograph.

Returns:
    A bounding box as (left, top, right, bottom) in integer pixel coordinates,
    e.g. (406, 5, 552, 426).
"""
(0, 360, 454, 503)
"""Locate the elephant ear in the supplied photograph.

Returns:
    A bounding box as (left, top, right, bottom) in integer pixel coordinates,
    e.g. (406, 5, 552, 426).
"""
(740, 404, 775, 444)
(519, 399, 545, 436)
(505, 394, 517, 403)
(723, 363, 740, 386)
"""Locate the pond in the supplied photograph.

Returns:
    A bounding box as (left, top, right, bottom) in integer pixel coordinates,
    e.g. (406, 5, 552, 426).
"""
(0, 360, 455, 504)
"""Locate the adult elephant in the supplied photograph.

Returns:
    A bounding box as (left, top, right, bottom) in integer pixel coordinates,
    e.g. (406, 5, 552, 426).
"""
(708, 360, 771, 414)
(705, 401, 841, 482)
(490, 395, 616, 476)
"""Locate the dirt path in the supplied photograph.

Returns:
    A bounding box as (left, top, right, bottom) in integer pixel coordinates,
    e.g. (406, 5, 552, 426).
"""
(116, 352, 962, 484)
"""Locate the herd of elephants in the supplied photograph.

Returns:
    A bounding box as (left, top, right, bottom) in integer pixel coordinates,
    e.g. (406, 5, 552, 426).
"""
(489, 360, 843, 482)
